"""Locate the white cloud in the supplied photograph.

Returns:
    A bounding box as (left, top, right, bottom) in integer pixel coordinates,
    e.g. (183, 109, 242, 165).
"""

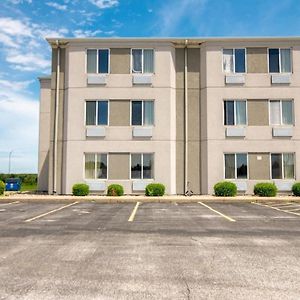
(7, 0, 32, 4)
(0, 17, 32, 37)
(0, 89, 38, 173)
(73, 29, 102, 38)
(0, 33, 20, 48)
(89, 0, 119, 9)
(0, 79, 35, 91)
(46, 1, 67, 11)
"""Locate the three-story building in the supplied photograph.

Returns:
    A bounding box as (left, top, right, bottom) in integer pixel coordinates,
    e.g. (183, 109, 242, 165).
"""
(38, 37, 300, 195)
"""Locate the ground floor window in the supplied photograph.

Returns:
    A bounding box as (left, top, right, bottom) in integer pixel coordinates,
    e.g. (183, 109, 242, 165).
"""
(131, 153, 153, 179)
(85, 153, 107, 179)
(224, 153, 247, 179)
(271, 153, 295, 179)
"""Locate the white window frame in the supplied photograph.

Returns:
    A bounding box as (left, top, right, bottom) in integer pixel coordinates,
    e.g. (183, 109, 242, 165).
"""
(86, 48, 110, 74)
(130, 153, 154, 180)
(270, 153, 295, 180)
(223, 99, 248, 126)
(267, 48, 292, 74)
(130, 100, 155, 126)
(222, 48, 247, 74)
(224, 153, 248, 179)
(268, 99, 294, 126)
(131, 48, 155, 74)
(85, 100, 110, 126)
(84, 152, 108, 180)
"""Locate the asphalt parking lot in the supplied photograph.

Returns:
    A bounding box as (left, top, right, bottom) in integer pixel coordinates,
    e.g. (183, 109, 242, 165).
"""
(0, 200, 300, 300)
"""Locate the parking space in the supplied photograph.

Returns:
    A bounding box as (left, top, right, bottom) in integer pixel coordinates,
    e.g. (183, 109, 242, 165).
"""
(0, 200, 300, 299)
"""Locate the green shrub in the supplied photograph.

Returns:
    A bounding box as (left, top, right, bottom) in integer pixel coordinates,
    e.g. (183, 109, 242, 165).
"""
(107, 184, 124, 196)
(292, 182, 300, 196)
(145, 183, 165, 196)
(214, 181, 237, 197)
(72, 183, 89, 196)
(254, 182, 277, 197)
(0, 181, 5, 195)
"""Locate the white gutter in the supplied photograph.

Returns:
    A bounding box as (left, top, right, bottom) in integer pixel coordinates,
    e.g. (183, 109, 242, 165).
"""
(184, 39, 188, 194)
(53, 40, 60, 194)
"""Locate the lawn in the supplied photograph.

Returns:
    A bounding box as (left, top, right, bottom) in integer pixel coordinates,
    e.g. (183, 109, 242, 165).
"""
(20, 183, 37, 192)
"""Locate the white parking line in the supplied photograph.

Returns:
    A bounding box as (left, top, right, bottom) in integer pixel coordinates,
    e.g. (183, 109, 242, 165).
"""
(128, 202, 140, 222)
(24, 202, 78, 222)
(198, 202, 236, 222)
(0, 201, 19, 206)
(252, 202, 300, 217)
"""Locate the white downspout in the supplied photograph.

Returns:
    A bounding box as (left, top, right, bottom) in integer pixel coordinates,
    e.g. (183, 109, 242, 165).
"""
(184, 40, 188, 194)
(53, 40, 60, 194)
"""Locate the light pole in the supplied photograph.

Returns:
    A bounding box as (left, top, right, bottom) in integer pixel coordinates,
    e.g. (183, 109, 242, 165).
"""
(8, 150, 13, 174)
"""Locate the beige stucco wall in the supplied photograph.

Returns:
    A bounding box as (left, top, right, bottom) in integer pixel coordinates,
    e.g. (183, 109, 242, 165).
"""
(247, 48, 268, 73)
(61, 42, 177, 194)
(110, 48, 131, 74)
(248, 100, 269, 126)
(108, 153, 130, 179)
(249, 153, 270, 180)
(109, 100, 130, 126)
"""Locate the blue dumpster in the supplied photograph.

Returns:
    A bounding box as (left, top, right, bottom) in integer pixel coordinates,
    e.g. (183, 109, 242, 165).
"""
(5, 178, 21, 192)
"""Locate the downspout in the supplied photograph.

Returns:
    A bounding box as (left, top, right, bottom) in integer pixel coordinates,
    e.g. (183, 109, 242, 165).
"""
(184, 40, 188, 194)
(53, 40, 60, 194)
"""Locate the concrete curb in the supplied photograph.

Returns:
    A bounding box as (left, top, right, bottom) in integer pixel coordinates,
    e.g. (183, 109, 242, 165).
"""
(2, 194, 300, 203)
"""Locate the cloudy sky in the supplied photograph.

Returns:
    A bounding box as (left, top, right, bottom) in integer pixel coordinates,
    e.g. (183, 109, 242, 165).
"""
(0, 0, 300, 173)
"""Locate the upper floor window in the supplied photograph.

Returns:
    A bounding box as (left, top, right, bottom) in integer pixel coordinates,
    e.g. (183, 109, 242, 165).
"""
(223, 49, 246, 73)
(269, 100, 293, 125)
(224, 100, 247, 125)
(86, 100, 108, 126)
(268, 48, 291, 73)
(132, 49, 154, 73)
(224, 153, 248, 179)
(87, 49, 109, 74)
(85, 153, 107, 179)
(131, 100, 154, 126)
(131, 153, 154, 179)
(271, 153, 294, 179)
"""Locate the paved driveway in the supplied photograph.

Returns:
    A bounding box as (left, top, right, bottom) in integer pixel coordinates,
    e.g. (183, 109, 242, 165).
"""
(0, 200, 300, 299)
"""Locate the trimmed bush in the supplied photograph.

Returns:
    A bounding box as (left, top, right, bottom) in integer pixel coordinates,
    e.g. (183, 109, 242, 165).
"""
(0, 181, 5, 195)
(292, 182, 300, 196)
(72, 183, 89, 196)
(254, 182, 277, 197)
(214, 181, 237, 197)
(107, 184, 124, 196)
(145, 183, 165, 196)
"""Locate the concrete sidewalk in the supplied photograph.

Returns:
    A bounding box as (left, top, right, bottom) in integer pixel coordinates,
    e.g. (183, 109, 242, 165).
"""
(1, 193, 300, 203)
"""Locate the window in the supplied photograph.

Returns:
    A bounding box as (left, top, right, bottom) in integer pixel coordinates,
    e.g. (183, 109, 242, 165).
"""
(131, 100, 154, 126)
(224, 153, 248, 179)
(270, 100, 293, 125)
(268, 48, 291, 73)
(87, 49, 109, 73)
(223, 49, 246, 73)
(86, 101, 108, 126)
(224, 100, 247, 125)
(132, 49, 154, 73)
(271, 153, 294, 179)
(131, 153, 153, 179)
(85, 153, 107, 179)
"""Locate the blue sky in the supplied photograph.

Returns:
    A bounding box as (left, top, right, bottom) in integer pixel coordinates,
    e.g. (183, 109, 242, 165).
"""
(0, 0, 300, 173)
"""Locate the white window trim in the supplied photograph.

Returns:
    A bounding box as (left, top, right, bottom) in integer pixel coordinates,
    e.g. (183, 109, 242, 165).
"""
(86, 48, 110, 74)
(85, 100, 110, 126)
(267, 48, 292, 74)
(84, 153, 108, 180)
(130, 100, 155, 126)
(270, 153, 295, 180)
(130, 153, 154, 180)
(131, 48, 155, 74)
(268, 99, 294, 126)
(224, 153, 248, 180)
(222, 48, 247, 74)
(223, 99, 248, 126)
